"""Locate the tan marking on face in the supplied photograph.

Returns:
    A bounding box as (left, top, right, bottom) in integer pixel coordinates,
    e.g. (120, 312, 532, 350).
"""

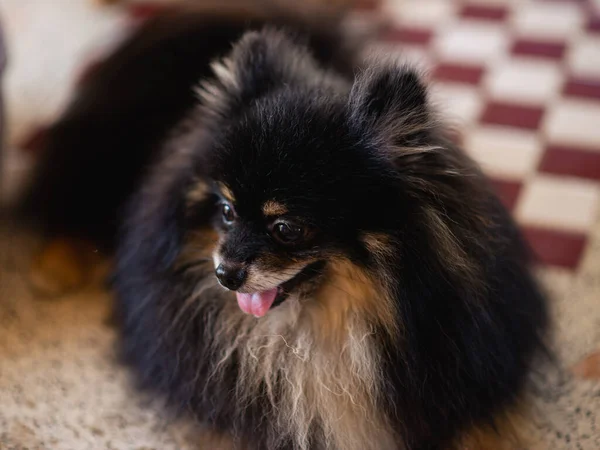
(237, 262, 306, 294)
(185, 179, 210, 207)
(212, 248, 313, 294)
(217, 182, 235, 203)
(262, 200, 288, 217)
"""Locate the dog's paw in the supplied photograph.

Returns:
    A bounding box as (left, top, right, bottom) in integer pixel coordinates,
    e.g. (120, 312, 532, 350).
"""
(28, 238, 101, 298)
(572, 351, 600, 380)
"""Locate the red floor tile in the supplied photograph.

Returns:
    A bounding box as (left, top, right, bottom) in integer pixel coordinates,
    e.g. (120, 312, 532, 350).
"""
(382, 27, 433, 45)
(522, 226, 587, 269)
(433, 63, 485, 85)
(511, 39, 566, 59)
(589, 15, 600, 33)
(539, 145, 600, 181)
(489, 178, 523, 212)
(563, 77, 600, 100)
(460, 4, 508, 21)
(480, 102, 545, 129)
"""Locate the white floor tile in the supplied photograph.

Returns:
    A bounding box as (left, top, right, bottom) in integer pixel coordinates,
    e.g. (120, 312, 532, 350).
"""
(485, 58, 564, 105)
(434, 23, 509, 65)
(515, 175, 600, 233)
(383, 0, 457, 27)
(464, 126, 543, 179)
(430, 83, 484, 125)
(568, 36, 600, 79)
(544, 100, 600, 150)
(511, 2, 584, 40)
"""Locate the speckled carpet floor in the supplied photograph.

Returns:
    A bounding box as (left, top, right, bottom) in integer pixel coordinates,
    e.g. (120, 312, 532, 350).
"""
(0, 1, 599, 449)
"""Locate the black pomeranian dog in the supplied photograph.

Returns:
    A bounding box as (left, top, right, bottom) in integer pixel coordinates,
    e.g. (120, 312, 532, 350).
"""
(19, 2, 549, 449)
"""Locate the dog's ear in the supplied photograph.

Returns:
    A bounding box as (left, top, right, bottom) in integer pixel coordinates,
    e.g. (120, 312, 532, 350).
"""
(197, 28, 323, 118)
(348, 63, 436, 152)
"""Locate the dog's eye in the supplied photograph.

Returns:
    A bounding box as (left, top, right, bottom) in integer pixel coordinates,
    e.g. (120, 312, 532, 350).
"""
(273, 222, 304, 244)
(222, 203, 235, 224)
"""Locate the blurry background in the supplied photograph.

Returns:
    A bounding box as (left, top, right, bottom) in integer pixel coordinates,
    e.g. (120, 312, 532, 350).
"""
(0, 0, 599, 448)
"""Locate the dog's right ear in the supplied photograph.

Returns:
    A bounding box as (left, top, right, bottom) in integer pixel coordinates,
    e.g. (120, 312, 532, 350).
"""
(197, 28, 324, 118)
(348, 62, 436, 152)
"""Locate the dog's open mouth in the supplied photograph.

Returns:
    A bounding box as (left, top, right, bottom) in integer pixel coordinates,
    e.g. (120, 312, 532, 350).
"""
(235, 261, 325, 317)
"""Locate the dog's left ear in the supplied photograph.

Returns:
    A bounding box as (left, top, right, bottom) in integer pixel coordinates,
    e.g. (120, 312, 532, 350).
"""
(198, 28, 325, 118)
(348, 63, 435, 151)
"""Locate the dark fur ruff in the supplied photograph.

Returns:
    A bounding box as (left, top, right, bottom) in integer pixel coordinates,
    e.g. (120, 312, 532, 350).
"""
(20, 5, 549, 449)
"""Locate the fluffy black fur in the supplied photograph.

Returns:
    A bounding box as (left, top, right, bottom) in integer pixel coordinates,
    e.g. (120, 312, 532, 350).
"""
(19, 4, 549, 449)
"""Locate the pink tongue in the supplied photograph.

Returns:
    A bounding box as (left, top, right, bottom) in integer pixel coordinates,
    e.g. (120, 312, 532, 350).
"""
(236, 288, 278, 317)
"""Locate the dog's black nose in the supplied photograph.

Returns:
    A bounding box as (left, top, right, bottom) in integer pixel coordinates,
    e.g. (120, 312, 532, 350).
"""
(215, 263, 247, 291)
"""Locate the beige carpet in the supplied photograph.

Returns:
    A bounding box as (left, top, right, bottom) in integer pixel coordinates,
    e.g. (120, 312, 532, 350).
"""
(0, 1, 599, 449)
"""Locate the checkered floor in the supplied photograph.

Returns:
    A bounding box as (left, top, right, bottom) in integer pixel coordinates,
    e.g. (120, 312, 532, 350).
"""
(359, 0, 600, 270)
(15, 0, 600, 271)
